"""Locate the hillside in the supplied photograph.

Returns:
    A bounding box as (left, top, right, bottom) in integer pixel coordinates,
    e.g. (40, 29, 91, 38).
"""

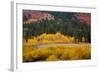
(23, 10, 91, 43)
(23, 10, 91, 25)
(23, 10, 54, 24)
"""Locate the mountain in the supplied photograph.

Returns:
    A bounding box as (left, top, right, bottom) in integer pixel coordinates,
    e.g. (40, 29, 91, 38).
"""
(23, 10, 91, 25)
(73, 13, 91, 25)
(23, 10, 54, 24)
(47, 11, 91, 25)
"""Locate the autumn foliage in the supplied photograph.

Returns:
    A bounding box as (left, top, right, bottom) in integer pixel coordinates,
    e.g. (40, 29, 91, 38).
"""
(24, 32, 75, 46)
(23, 45, 91, 62)
(23, 11, 91, 62)
(23, 33, 90, 62)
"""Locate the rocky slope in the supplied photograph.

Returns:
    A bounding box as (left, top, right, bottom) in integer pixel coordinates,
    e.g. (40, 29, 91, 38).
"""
(23, 10, 54, 24)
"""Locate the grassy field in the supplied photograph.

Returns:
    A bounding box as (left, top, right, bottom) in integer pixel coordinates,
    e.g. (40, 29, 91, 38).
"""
(23, 43, 91, 62)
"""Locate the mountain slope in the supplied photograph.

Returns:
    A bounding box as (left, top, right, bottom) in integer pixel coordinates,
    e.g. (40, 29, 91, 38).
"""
(23, 10, 54, 24)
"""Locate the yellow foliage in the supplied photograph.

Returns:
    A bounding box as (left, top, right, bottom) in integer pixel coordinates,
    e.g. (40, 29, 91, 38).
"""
(24, 33, 75, 46)
(46, 55, 58, 61)
(23, 44, 91, 62)
(54, 39, 64, 43)
(28, 39, 38, 43)
(38, 33, 75, 43)
(23, 32, 90, 62)
(41, 40, 53, 44)
(27, 39, 38, 45)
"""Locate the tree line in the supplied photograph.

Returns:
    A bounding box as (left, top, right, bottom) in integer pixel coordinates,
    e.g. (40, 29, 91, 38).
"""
(23, 14, 91, 43)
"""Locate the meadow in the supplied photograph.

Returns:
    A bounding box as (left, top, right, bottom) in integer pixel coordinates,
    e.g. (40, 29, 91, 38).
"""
(23, 44, 90, 62)
(23, 33, 91, 62)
